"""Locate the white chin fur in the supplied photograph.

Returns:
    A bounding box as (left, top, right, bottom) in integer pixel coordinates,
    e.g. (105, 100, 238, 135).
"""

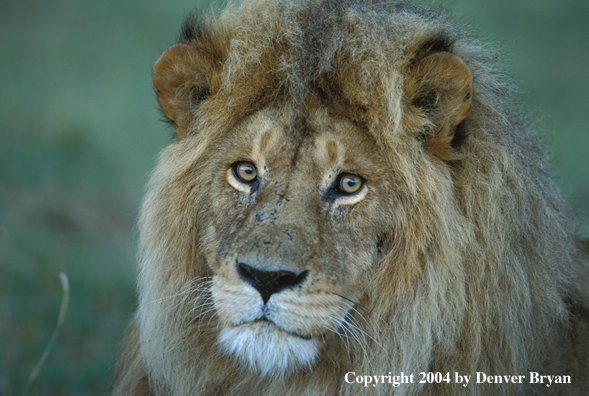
(218, 321, 319, 378)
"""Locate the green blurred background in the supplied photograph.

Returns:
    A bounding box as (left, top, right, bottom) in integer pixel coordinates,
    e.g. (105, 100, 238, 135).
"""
(0, 0, 587, 394)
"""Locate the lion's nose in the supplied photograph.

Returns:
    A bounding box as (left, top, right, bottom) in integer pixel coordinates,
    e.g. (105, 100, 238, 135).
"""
(237, 263, 309, 304)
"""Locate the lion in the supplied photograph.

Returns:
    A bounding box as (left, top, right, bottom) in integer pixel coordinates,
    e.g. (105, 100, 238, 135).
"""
(110, 0, 589, 395)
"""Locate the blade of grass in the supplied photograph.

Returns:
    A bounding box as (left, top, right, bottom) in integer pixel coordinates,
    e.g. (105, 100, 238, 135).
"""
(20, 273, 70, 396)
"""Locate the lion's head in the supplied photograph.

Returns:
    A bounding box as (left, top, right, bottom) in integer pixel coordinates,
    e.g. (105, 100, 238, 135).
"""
(113, 1, 582, 394)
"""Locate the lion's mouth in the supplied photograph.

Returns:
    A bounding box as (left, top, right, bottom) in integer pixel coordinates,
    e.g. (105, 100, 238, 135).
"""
(237, 318, 314, 340)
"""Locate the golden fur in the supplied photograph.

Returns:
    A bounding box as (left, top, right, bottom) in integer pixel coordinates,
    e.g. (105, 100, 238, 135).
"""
(111, 0, 589, 394)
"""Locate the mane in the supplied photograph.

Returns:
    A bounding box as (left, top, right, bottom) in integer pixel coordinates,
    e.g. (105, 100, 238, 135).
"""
(133, 1, 578, 394)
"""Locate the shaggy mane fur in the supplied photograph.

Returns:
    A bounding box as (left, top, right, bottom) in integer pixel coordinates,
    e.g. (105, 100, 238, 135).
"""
(111, 1, 588, 395)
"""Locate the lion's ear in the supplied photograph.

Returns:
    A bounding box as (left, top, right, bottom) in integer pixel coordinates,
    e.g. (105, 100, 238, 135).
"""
(153, 43, 223, 138)
(408, 52, 473, 160)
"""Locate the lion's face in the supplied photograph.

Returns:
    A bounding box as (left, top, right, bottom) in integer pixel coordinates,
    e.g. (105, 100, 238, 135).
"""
(141, 2, 479, 383)
(195, 105, 392, 376)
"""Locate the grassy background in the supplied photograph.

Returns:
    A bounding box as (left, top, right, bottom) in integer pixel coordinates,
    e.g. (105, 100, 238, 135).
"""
(0, 0, 587, 395)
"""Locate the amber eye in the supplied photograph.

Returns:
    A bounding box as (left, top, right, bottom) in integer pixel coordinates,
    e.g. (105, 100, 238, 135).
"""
(337, 173, 363, 195)
(233, 161, 258, 183)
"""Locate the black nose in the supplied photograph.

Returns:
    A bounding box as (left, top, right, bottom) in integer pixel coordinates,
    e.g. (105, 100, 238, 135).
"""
(237, 263, 309, 304)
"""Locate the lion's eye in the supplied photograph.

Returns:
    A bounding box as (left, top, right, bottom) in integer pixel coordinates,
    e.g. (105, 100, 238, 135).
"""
(336, 173, 363, 195)
(233, 161, 258, 184)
